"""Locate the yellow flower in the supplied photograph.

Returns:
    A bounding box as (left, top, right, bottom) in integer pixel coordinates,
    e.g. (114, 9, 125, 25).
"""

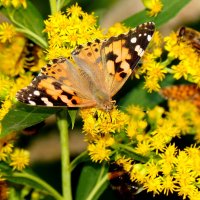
(143, 176, 163, 195)
(66, 3, 84, 16)
(0, 150, 7, 161)
(135, 140, 151, 156)
(142, 0, 163, 17)
(0, 23, 16, 43)
(171, 62, 189, 80)
(144, 76, 160, 92)
(1, 0, 27, 8)
(0, 74, 14, 100)
(10, 149, 30, 171)
(44, 4, 104, 60)
(147, 106, 165, 124)
(81, 107, 128, 139)
(0, 34, 27, 77)
(0, 99, 13, 121)
(116, 157, 133, 172)
(162, 175, 178, 196)
(88, 140, 111, 163)
(106, 22, 129, 37)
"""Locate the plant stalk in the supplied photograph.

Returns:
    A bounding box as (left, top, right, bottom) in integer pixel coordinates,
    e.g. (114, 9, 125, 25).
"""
(57, 110, 72, 200)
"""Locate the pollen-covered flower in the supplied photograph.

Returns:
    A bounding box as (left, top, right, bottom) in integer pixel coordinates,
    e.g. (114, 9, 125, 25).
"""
(10, 149, 30, 171)
(106, 22, 129, 37)
(81, 107, 129, 139)
(142, 0, 163, 17)
(88, 139, 113, 163)
(1, 0, 27, 8)
(0, 23, 16, 43)
(43, 3, 104, 60)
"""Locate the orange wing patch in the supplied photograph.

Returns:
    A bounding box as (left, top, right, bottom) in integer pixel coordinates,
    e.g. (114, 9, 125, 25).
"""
(160, 84, 200, 109)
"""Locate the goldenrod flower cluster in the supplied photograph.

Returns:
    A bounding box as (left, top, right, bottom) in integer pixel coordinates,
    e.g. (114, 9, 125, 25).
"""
(141, 28, 200, 92)
(43, 3, 104, 60)
(0, 134, 29, 172)
(81, 100, 200, 198)
(0, 0, 27, 8)
(142, 0, 163, 17)
(80, 107, 129, 163)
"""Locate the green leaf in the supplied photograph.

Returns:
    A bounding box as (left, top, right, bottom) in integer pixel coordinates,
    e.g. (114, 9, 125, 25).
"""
(119, 81, 163, 109)
(57, 0, 71, 11)
(68, 109, 77, 129)
(0, 163, 62, 200)
(123, 0, 190, 28)
(1, 103, 61, 138)
(0, 163, 43, 191)
(0, 0, 47, 48)
(75, 162, 109, 200)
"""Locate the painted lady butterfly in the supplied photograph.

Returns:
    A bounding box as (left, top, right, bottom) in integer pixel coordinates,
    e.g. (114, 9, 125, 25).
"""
(160, 84, 200, 109)
(178, 26, 200, 52)
(16, 22, 155, 111)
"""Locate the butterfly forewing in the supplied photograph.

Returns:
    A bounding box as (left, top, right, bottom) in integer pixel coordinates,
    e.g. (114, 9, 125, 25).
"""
(101, 22, 155, 96)
(17, 57, 97, 107)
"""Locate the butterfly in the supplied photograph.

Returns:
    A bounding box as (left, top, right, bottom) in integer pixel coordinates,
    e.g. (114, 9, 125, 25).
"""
(160, 84, 200, 109)
(178, 26, 200, 52)
(16, 22, 155, 111)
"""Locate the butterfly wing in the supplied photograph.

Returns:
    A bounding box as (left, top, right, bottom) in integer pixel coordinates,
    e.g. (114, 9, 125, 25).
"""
(160, 84, 200, 101)
(101, 22, 155, 96)
(16, 57, 97, 107)
(72, 22, 155, 98)
(17, 22, 155, 109)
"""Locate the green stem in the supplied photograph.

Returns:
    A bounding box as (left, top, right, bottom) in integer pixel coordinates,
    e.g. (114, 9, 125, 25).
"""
(57, 110, 72, 200)
(86, 174, 108, 200)
(12, 172, 63, 200)
(70, 151, 88, 172)
(115, 144, 149, 162)
(50, 0, 57, 14)
(16, 27, 48, 49)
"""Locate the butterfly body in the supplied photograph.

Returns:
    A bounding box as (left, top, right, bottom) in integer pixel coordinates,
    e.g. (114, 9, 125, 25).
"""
(16, 22, 155, 111)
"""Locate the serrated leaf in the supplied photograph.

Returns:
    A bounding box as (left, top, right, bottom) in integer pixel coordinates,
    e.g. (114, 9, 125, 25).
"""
(75, 162, 109, 200)
(0, 0, 47, 48)
(123, 0, 190, 28)
(0, 103, 61, 137)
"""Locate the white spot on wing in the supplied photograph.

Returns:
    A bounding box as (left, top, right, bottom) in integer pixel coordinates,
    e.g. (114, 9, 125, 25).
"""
(29, 101, 36, 105)
(41, 97, 54, 106)
(33, 90, 40, 96)
(147, 35, 152, 41)
(135, 45, 144, 57)
(130, 37, 137, 43)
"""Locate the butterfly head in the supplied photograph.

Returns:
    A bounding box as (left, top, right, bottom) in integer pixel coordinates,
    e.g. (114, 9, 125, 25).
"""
(96, 99, 116, 112)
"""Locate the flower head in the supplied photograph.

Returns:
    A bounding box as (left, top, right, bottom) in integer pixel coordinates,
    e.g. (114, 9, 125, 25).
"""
(43, 4, 104, 60)
(142, 0, 163, 16)
(10, 149, 30, 171)
(0, 23, 16, 43)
